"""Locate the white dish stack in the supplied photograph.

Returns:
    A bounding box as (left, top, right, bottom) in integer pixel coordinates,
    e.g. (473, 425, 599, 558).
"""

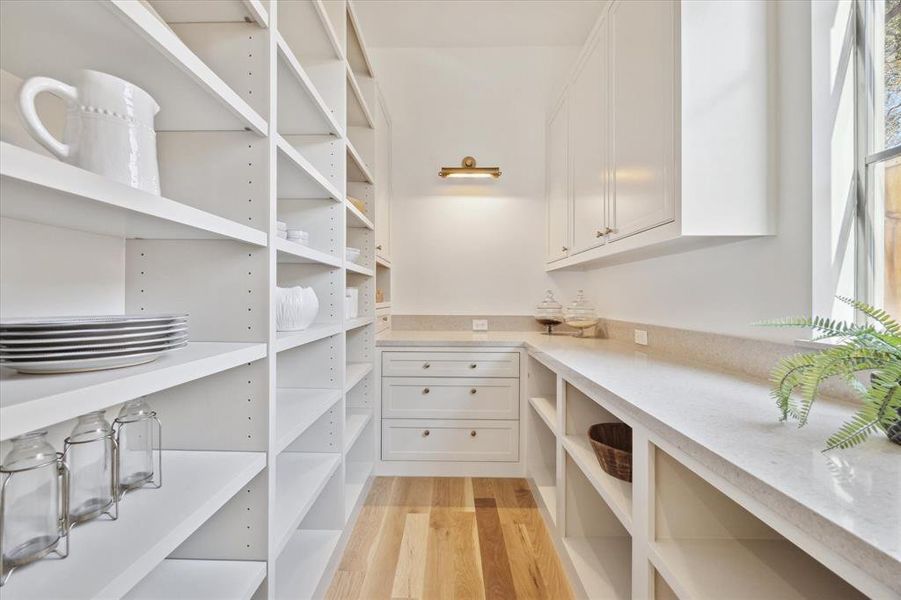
(276, 221, 287, 239)
(0, 314, 188, 374)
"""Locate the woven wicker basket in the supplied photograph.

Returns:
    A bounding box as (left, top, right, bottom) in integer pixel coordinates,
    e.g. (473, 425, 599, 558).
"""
(588, 423, 633, 482)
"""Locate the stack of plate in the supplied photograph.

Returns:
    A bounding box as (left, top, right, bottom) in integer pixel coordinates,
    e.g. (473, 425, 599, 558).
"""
(0, 314, 188, 374)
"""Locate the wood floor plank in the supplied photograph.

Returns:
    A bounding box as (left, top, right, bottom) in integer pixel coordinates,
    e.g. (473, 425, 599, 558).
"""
(327, 477, 573, 600)
(474, 496, 518, 600)
(391, 512, 430, 599)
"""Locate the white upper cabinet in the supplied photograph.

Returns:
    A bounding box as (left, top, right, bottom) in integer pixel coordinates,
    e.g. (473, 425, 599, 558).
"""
(546, 0, 772, 270)
(375, 89, 391, 261)
(607, 0, 674, 242)
(546, 97, 569, 262)
(570, 25, 608, 254)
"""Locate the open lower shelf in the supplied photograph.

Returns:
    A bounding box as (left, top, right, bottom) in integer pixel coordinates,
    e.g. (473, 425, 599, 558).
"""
(276, 529, 342, 600)
(275, 324, 342, 353)
(276, 388, 343, 453)
(344, 411, 372, 453)
(274, 452, 341, 556)
(345, 316, 375, 331)
(125, 559, 266, 600)
(276, 135, 342, 200)
(149, 0, 268, 27)
(0, 342, 266, 440)
(346, 140, 374, 184)
(345, 198, 374, 229)
(0, 143, 267, 246)
(275, 237, 342, 267)
(529, 396, 557, 433)
(562, 435, 633, 533)
(0, 0, 266, 134)
(346, 262, 375, 277)
(345, 362, 373, 393)
(1, 451, 265, 600)
(345, 460, 373, 518)
(276, 32, 342, 136)
(562, 537, 632, 600)
(649, 539, 865, 600)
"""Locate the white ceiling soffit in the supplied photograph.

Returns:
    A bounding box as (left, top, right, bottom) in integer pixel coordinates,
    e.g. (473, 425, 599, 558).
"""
(352, 0, 606, 48)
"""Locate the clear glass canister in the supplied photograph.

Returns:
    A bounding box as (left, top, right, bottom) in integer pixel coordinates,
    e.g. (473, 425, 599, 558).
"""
(65, 411, 117, 524)
(1, 431, 68, 583)
(534, 290, 564, 334)
(115, 398, 161, 493)
(564, 289, 600, 337)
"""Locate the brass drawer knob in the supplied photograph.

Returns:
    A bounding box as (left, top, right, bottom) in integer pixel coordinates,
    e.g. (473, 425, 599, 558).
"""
(470, 430, 477, 437)
(423, 362, 430, 369)
(423, 387, 430, 394)
(423, 430, 430, 437)
(376, 244, 383, 250)
(470, 388, 477, 395)
(469, 363, 477, 369)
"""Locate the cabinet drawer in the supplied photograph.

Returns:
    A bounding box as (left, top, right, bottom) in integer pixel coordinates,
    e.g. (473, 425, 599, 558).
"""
(382, 377, 519, 420)
(381, 419, 519, 462)
(382, 351, 519, 378)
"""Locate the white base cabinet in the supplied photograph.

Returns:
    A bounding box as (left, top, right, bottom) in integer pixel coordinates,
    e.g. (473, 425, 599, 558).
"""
(547, 0, 772, 270)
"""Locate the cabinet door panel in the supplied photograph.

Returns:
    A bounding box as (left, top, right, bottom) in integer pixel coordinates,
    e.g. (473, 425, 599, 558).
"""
(571, 30, 608, 254)
(375, 92, 391, 259)
(609, 0, 675, 241)
(546, 98, 569, 262)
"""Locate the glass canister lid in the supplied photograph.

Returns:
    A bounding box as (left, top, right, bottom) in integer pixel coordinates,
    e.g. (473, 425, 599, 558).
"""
(535, 290, 563, 316)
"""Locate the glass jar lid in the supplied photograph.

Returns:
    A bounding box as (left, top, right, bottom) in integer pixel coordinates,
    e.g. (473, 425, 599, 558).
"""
(116, 398, 155, 423)
(535, 290, 563, 318)
(2, 431, 57, 471)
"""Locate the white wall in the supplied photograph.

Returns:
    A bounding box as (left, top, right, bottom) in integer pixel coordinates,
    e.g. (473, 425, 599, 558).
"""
(378, 2, 816, 342)
(374, 45, 582, 315)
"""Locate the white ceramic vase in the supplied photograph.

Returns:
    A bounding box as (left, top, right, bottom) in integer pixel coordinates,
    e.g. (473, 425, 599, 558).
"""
(18, 69, 161, 194)
(276, 286, 319, 331)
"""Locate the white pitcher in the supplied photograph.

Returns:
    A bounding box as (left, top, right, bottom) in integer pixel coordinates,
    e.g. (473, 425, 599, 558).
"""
(18, 69, 161, 194)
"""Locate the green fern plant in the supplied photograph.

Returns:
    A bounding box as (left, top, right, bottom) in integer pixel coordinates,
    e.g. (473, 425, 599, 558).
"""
(758, 297, 901, 451)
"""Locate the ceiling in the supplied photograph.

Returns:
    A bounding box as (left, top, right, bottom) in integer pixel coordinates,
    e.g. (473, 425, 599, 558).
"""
(353, 0, 605, 48)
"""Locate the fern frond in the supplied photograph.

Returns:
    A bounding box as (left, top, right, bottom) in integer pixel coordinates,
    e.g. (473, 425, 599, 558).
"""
(823, 364, 901, 450)
(836, 296, 900, 334)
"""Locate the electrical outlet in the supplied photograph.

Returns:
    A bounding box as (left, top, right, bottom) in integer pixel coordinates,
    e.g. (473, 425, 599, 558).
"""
(634, 329, 648, 345)
(472, 319, 489, 331)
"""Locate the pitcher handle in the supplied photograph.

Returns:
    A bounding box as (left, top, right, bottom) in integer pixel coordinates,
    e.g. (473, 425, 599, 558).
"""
(18, 76, 78, 159)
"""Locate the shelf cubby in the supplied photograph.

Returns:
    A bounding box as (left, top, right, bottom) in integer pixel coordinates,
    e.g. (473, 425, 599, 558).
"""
(344, 409, 372, 454)
(527, 400, 558, 524)
(0, 0, 266, 134)
(345, 197, 375, 229)
(528, 355, 558, 433)
(275, 529, 342, 600)
(562, 453, 632, 600)
(276, 135, 343, 201)
(345, 1, 375, 78)
(275, 388, 343, 454)
(125, 559, 266, 600)
(273, 451, 342, 556)
(276, 33, 342, 136)
(277, 334, 343, 390)
(345, 362, 373, 394)
(651, 449, 865, 600)
(346, 138, 374, 183)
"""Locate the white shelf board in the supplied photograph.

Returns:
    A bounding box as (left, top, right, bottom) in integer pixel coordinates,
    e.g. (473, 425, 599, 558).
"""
(148, 0, 269, 27)
(345, 1, 376, 78)
(529, 396, 557, 434)
(375, 256, 392, 268)
(276, 32, 342, 136)
(344, 411, 372, 453)
(345, 198, 374, 229)
(345, 362, 373, 393)
(346, 63, 375, 129)
(375, 302, 391, 310)
(0, 0, 266, 134)
(649, 539, 859, 600)
(346, 262, 375, 277)
(275, 323, 342, 353)
(0, 143, 267, 246)
(0, 342, 266, 440)
(345, 460, 373, 519)
(274, 452, 342, 556)
(535, 484, 557, 526)
(275, 237, 342, 267)
(562, 435, 633, 534)
(345, 316, 374, 331)
(312, 0, 345, 61)
(562, 537, 632, 600)
(2, 451, 265, 600)
(125, 559, 266, 600)
(276, 388, 343, 454)
(346, 140, 374, 184)
(276, 135, 342, 200)
(275, 529, 342, 600)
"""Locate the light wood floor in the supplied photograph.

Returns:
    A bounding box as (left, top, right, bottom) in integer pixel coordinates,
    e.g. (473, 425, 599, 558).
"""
(325, 477, 573, 600)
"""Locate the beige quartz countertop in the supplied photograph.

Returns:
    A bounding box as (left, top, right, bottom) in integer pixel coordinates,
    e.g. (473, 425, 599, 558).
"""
(377, 330, 901, 595)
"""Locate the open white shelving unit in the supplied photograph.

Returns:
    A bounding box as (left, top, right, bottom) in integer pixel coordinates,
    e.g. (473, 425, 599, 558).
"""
(0, 1, 385, 597)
